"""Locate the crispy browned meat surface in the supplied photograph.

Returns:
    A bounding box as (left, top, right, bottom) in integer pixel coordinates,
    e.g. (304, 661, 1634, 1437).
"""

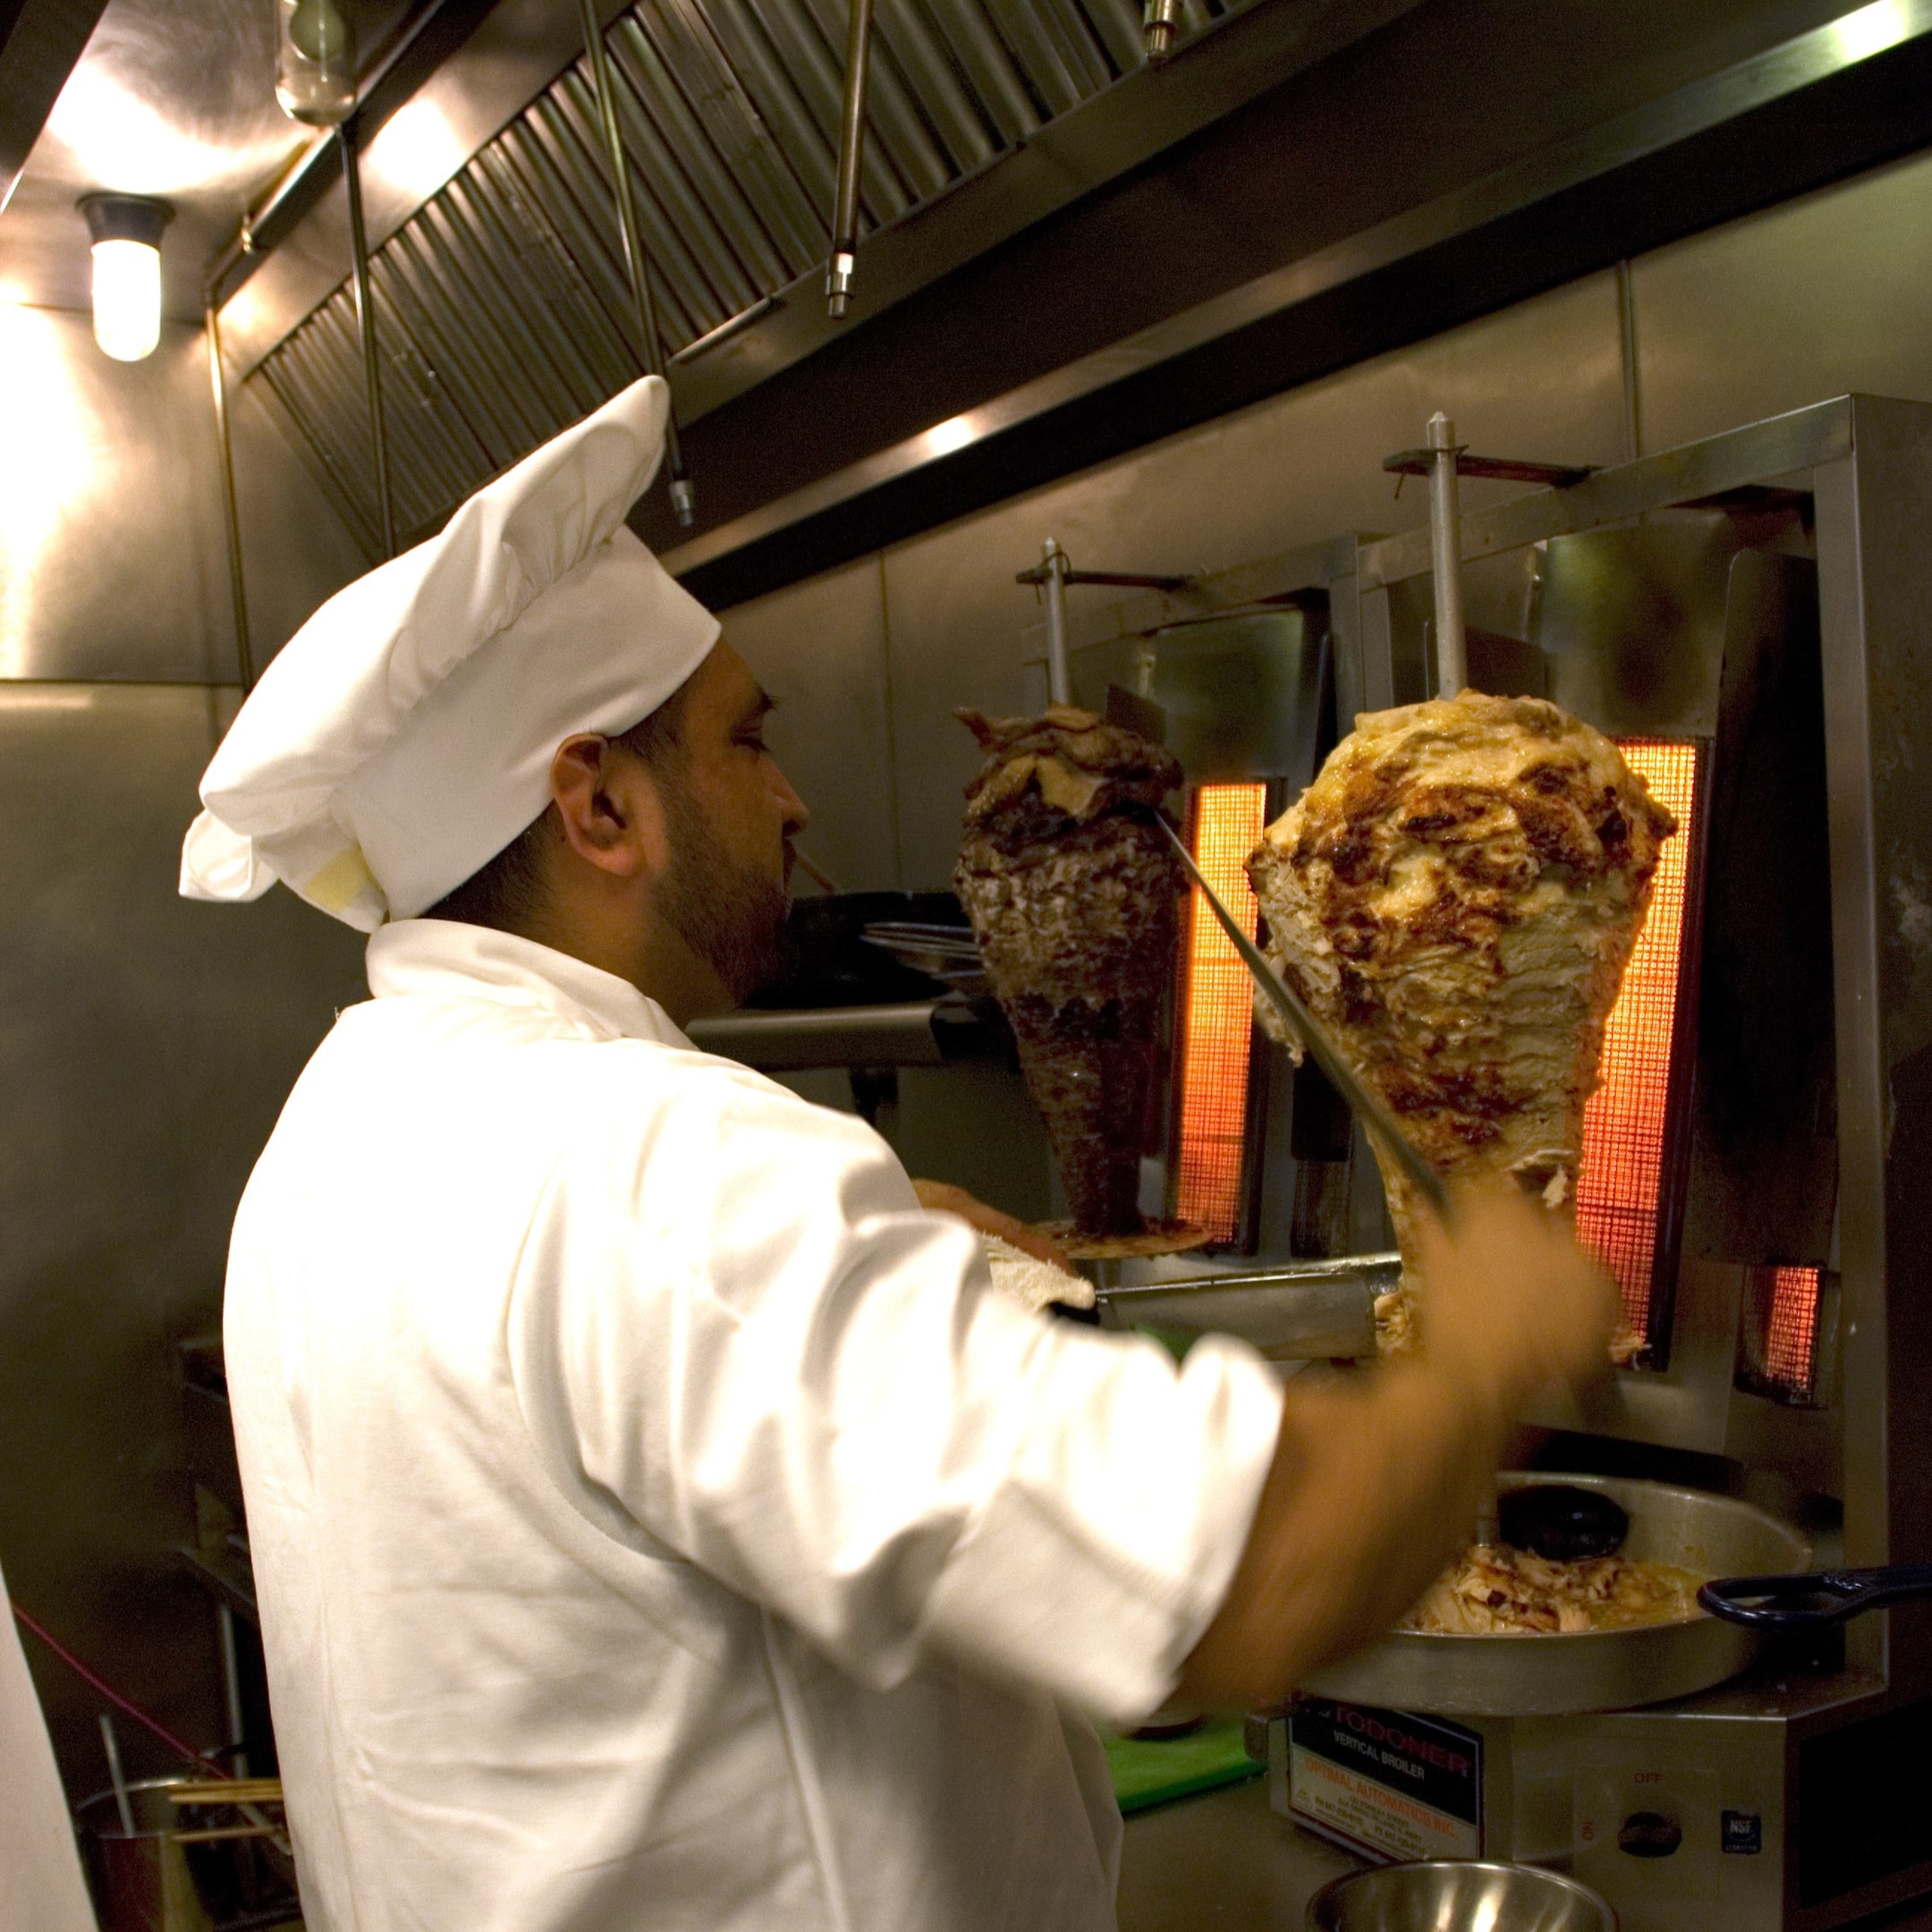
(1246, 691, 1676, 1323)
(953, 707, 1183, 1236)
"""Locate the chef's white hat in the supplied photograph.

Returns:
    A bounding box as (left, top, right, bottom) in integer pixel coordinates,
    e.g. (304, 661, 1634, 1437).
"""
(179, 374, 718, 931)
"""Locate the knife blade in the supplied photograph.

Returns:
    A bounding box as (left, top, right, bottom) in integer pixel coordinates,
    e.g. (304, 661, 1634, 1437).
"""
(1156, 816, 1450, 1218)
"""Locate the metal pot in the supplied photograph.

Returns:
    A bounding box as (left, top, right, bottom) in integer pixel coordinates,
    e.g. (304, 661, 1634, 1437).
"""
(1308, 1859, 1617, 1930)
(1296, 1473, 1810, 1717)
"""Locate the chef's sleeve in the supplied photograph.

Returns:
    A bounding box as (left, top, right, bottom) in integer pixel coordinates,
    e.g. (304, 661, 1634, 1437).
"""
(516, 1051, 1284, 1728)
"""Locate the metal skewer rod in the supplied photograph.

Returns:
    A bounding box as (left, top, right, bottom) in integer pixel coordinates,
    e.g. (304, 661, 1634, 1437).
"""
(1156, 818, 1450, 1217)
(826, 0, 875, 319)
(339, 116, 395, 560)
(1427, 410, 1467, 697)
(101, 1714, 136, 1836)
(576, 0, 695, 528)
(1040, 537, 1073, 706)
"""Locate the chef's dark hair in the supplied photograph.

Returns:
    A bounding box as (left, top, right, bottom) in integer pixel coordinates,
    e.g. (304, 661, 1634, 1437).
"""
(423, 682, 691, 933)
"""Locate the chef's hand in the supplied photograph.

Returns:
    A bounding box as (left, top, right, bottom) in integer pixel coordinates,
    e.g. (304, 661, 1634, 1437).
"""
(1176, 1187, 1614, 1710)
(910, 1180, 1074, 1271)
(1416, 1186, 1622, 1405)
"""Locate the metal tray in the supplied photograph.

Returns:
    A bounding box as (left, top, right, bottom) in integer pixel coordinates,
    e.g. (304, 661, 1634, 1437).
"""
(1297, 1473, 1811, 1716)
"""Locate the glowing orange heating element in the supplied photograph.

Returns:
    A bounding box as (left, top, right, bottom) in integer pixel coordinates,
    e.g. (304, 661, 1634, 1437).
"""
(1576, 741, 1701, 1339)
(1174, 784, 1269, 1241)
(1761, 1265, 1821, 1391)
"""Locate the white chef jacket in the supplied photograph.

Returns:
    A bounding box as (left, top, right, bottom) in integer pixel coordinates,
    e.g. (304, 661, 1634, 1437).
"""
(0, 1556, 97, 1932)
(224, 919, 1283, 1932)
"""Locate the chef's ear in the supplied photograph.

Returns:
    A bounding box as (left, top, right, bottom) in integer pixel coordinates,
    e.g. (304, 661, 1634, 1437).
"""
(548, 733, 668, 880)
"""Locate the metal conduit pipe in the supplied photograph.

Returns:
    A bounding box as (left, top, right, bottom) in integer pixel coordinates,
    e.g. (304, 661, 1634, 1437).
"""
(826, 0, 875, 320)
(204, 297, 255, 691)
(339, 116, 397, 559)
(575, 0, 696, 528)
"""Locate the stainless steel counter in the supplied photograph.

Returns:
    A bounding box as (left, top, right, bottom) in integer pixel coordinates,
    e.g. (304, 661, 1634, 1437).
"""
(1116, 1775, 1357, 1930)
(1114, 1775, 1932, 1930)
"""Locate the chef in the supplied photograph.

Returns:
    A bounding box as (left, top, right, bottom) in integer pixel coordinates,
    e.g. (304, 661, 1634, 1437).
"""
(182, 376, 1610, 1932)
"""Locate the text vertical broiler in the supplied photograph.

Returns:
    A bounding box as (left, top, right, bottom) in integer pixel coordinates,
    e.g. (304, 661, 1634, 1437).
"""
(954, 707, 1184, 1236)
(1246, 691, 1675, 1350)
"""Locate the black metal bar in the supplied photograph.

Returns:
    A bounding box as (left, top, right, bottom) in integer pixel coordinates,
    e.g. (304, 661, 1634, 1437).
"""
(204, 299, 255, 689)
(1013, 564, 1191, 590)
(575, 0, 694, 527)
(1382, 449, 1595, 487)
(340, 118, 397, 560)
(826, 0, 874, 320)
(670, 293, 784, 366)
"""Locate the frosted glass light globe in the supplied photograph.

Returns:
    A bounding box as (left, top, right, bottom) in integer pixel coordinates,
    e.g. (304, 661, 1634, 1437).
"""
(91, 237, 162, 362)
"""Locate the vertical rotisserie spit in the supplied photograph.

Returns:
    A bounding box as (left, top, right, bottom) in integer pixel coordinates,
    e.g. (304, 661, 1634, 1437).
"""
(1245, 691, 1677, 1345)
(953, 706, 1184, 1237)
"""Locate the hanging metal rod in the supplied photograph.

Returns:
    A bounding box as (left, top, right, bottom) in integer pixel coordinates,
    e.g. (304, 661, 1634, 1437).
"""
(1143, 0, 1183, 63)
(204, 298, 255, 690)
(339, 115, 396, 559)
(1019, 539, 1192, 707)
(826, 0, 875, 320)
(575, 0, 695, 528)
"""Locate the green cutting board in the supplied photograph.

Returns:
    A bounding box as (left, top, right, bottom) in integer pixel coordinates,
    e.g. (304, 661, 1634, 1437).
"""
(1104, 1719, 1264, 1815)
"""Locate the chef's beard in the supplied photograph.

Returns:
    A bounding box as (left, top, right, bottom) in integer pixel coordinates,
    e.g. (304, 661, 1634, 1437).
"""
(657, 784, 794, 1005)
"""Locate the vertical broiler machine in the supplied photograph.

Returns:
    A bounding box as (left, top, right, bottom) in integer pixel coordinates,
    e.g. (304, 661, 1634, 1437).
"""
(1231, 394, 1932, 1932)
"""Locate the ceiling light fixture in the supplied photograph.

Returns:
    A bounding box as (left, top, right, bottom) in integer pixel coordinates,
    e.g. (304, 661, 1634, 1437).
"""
(276, 0, 358, 126)
(78, 194, 173, 362)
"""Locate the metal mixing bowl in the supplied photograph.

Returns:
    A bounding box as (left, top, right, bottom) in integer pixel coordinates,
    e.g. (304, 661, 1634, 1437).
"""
(1307, 1860, 1617, 1930)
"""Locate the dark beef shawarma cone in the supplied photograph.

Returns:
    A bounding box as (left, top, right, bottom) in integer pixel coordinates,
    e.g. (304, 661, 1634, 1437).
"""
(953, 707, 1185, 1236)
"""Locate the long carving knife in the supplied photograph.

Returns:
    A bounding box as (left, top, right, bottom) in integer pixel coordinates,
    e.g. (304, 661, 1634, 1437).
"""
(1156, 817, 1450, 1218)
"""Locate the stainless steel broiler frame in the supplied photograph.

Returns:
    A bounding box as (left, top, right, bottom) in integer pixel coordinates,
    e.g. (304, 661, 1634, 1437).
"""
(1295, 395, 1932, 1932)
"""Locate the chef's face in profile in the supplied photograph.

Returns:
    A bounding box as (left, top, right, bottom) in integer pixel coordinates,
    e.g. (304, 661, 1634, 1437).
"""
(634, 639, 809, 1002)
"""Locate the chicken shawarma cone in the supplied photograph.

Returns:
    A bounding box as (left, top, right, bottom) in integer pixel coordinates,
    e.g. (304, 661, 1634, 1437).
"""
(1245, 691, 1677, 1350)
(953, 707, 1185, 1238)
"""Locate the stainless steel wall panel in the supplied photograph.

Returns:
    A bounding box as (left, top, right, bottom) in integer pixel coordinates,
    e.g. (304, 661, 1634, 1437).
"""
(870, 269, 1629, 886)
(0, 315, 232, 682)
(1632, 146, 1932, 459)
(721, 555, 902, 891)
(0, 684, 367, 1796)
